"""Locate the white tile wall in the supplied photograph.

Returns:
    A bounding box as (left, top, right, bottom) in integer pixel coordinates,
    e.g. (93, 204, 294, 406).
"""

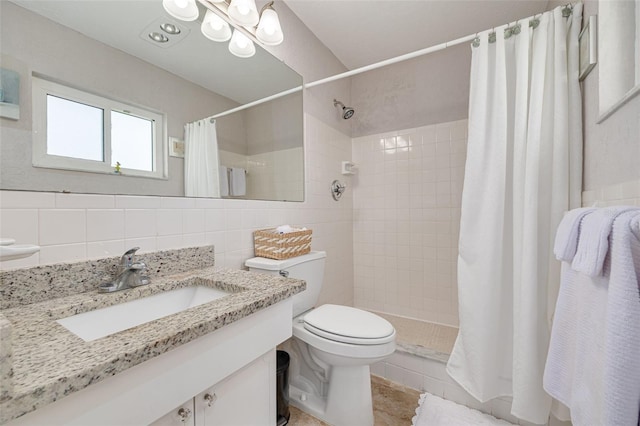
(0, 114, 354, 308)
(581, 179, 640, 207)
(352, 119, 467, 326)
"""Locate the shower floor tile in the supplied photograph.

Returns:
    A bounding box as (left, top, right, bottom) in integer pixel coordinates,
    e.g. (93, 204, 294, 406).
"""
(375, 311, 458, 356)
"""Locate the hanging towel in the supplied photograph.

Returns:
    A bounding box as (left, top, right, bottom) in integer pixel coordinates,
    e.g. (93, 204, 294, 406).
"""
(571, 206, 638, 276)
(553, 207, 595, 262)
(544, 209, 640, 426)
(543, 261, 609, 425)
(230, 167, 246, 196)
(219, 166, 229, 197)
(602, 211, 640, 426)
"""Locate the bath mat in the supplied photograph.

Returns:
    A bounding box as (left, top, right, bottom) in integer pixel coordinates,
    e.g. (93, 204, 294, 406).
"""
(412, 393, 516, 426)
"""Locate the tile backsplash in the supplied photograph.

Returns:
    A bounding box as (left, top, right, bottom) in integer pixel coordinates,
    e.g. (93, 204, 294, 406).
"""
(0, 114, 354, 309)
(581, 179, 640, 207)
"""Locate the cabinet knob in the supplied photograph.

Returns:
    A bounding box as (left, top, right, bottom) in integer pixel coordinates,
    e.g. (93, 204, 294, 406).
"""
(204, 393, 217, 407)
(177, 407, 192, 422)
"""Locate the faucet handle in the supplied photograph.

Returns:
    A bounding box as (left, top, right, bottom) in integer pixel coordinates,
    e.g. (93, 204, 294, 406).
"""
(130, 261, 147, 271)
(120, 247, 140, 268)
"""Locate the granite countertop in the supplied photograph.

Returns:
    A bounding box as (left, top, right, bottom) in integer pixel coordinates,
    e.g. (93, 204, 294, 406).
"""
(0, 265, 305, 424)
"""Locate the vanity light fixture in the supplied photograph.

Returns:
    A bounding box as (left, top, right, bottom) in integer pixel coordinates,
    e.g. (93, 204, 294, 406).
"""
(201, 9, 232, 42)
(149, 32, 170, 43)
(162, 0, 199, 21)
(162, 0, 284, 59)
(227, 0, 260, 27)
(255, 3, 283, 46)
(228, 29, 256, 58)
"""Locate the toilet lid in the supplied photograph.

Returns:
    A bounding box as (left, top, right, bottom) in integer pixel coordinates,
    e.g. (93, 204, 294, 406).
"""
(303, 304, 395, 345)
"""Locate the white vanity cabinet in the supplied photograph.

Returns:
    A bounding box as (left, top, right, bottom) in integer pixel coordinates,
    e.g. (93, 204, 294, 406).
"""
(151, 353, 274, 426)
(151, 400, 195, 426)
(7, 300, 291, 426)
(194, 353, 273, 426)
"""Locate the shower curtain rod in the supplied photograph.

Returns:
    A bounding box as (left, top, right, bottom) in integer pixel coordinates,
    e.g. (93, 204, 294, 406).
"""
(207, 85, 303, 120)
(205, 30, 476, 121)
(305, 3, 574, 89)
(206, 3, 574, 121)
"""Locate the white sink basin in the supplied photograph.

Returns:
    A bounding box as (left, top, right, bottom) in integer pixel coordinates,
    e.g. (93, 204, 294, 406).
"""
(57, 286, 230, 342)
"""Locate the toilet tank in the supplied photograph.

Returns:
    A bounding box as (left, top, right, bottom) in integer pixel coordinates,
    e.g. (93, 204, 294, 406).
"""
(245, 251, 326, 317)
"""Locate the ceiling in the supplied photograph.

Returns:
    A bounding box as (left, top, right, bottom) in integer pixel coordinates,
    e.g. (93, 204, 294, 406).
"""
(283, 0, 552, 70)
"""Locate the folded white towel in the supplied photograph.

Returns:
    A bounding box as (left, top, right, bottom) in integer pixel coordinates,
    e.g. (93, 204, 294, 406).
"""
(553, 207, 595, 262)
(571, 206, 638, 276)
(230, 167, 246, 196)
(219, 166, 229, 197)
(276, 225, 293, 234)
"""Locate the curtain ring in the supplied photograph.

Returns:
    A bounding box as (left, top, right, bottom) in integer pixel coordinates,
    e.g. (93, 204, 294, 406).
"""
(512, 19, 521, 35)
(530, 14, 540, 29)
(504, 25, 513, 39)
(472, 32, 480, 48)
(488, 27, 496, 43)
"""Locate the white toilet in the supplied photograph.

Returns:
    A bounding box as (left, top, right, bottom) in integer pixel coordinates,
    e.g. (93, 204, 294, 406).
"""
(245, 251, 396, 426)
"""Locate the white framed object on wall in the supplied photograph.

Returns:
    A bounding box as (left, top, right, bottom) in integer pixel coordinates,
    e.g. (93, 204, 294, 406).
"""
(579, 15, 597, 81)
(169, 137, 185, 158)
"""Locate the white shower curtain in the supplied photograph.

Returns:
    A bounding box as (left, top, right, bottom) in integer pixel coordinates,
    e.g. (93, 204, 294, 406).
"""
(184, 119, 221, 198)
(446, 5, 582, 424)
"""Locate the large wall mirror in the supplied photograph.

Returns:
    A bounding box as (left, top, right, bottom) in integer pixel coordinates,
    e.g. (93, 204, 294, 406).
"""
(0, 0, 304, 201)
(598, 0, 640, 122)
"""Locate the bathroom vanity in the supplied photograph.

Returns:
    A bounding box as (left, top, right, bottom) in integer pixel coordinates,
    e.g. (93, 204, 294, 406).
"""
(0, 246, 305, 425)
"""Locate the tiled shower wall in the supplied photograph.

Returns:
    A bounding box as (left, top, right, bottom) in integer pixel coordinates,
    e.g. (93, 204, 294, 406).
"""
(0, 114, 354, 308)
(352, 119, 468, 327)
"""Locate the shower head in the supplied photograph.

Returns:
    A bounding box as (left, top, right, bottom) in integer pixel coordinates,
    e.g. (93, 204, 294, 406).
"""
(333, 99, 355, 120)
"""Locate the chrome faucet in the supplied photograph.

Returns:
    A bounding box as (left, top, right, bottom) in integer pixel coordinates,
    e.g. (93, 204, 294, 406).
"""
(99, 247, 150, 293)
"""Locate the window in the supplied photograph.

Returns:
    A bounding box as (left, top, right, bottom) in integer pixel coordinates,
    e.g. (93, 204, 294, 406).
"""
(32, 77, 166, 179)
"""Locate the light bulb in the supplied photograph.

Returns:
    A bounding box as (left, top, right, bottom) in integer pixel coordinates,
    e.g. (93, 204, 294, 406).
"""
(256, 7, 283, 46)
(228, 30, 255, 58)
(228, 0, 259, 27)
(201, 10, 231, 42)
(237, 4, 250, 15)
(162, 0, 199, 21)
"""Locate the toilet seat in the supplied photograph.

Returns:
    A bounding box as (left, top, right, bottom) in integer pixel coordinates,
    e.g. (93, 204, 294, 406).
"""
(303, 304, 395, 345)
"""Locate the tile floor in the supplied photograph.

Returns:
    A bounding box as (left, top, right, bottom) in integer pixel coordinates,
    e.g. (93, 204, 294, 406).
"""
(288, 375, 420, 426)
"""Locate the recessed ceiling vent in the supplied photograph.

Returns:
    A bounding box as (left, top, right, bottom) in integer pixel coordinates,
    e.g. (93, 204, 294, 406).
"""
(140, 18, 190, 48)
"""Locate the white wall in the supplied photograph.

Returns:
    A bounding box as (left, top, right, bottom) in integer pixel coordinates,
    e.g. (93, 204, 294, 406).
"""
(580, 0, 640, 191)
(352, 119, 467, 326)
(349, 44, 471, 138)
(261, 1, 352, 137)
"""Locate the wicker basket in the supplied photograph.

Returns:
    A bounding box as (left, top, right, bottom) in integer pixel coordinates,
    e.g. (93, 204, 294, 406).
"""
(253, 227, 312, 260)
